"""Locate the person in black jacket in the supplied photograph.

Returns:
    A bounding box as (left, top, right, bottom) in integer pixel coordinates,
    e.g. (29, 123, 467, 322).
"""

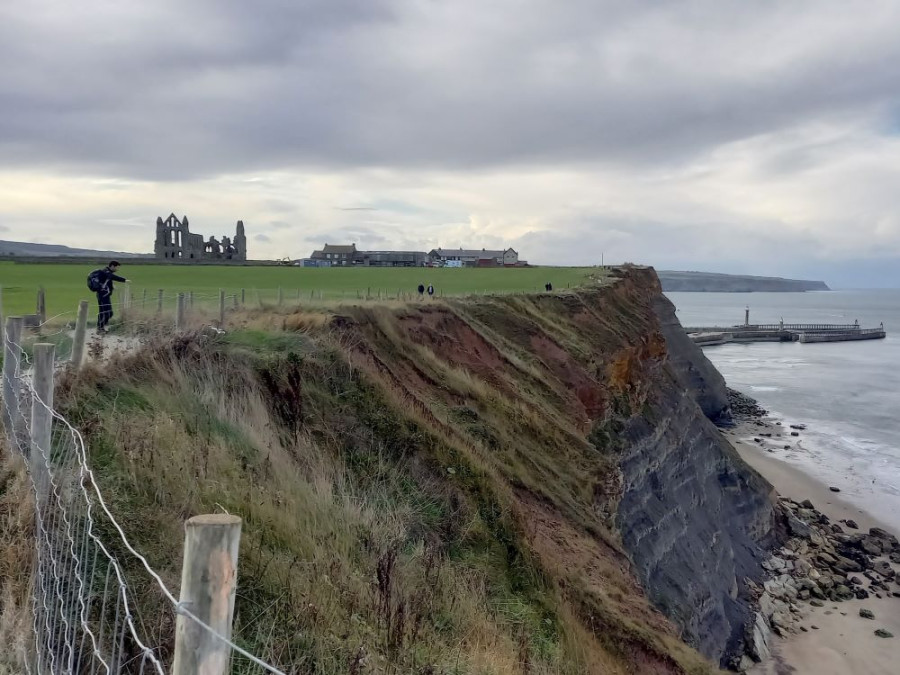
(95, 261, 129, 333)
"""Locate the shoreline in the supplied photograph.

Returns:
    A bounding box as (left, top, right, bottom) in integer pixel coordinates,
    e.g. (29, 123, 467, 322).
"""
(726, 423, 896, 536)
(725, 419, 900, 674)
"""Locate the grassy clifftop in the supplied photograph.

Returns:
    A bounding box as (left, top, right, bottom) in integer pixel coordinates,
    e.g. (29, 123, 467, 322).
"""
(1, 268, 721, 673)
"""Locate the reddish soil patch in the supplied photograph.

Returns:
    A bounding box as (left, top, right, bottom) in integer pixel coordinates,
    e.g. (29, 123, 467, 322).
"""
(517, 493, 685, 674)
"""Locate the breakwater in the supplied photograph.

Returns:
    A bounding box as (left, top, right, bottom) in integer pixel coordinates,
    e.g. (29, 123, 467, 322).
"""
(684, 321, 886, 346)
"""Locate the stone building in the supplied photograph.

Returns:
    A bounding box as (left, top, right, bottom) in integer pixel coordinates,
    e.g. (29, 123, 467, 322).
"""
(154, 213, 247, 261)
(306, 243, 522, 268)
(427, 248, 519, 267)
(308, 243, 428, 267)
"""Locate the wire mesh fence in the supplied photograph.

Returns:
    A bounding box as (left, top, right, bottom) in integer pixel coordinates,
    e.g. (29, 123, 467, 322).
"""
(1, 321, 287, 674)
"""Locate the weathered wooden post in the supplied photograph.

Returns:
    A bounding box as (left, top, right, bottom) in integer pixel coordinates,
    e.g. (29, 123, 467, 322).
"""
(189, 291, 194, 309)
(176, 293, 185, 331)
(31, 343, 55, 502)
(277, 287, 284, 306)
(142, 288, 148, 308)
(233, 294, 238, 309)
(70, 301, 89, 369)
(36, 287, 46, 325)
(2, 317, 24, 437)
(121, 284, 130, 322)
(172, 514, 242, 675)
(241, 288, 245, 305)
(157, 289, 164, 313)
(218, 289, 225, 327)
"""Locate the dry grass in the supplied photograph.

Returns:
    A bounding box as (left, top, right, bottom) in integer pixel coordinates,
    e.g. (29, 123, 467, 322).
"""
(50, 333, 586, 673)
(0, 445, 36, 671)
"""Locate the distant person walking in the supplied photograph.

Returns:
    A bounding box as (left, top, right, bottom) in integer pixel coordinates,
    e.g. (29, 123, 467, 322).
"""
(417, 283, 425, 296)
(87, 260, 129, 333)
(545, 282, 553, 292)
(427, 283, 434, 297)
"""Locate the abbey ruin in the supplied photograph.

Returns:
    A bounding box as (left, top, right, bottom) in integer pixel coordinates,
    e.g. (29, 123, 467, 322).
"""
(154, 213, 247, 261)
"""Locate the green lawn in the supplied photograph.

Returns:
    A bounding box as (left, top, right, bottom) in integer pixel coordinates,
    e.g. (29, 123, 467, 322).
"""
(0, 261, 599, 319)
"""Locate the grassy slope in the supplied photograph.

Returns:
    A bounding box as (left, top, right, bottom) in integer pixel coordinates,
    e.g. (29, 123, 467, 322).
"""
(0, 269, 718, 674)
(0, 262, 594, 317)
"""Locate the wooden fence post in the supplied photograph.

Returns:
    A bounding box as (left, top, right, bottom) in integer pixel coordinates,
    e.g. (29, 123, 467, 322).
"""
(172, 514, 242, 675)
(158, 289, 164, 313)
(176, 293, 185, 331)
(278, 287, 284, 306)
(219, 290, 225, 328)
(36, 287, 46, 325)
(71, 301, 89, 369)
(233, 294, 238, 309)
(30, 343, 55, 503)
(2, 317, 24, 438)
(121, 285, 131, 321)
(142, 288, 148, 308)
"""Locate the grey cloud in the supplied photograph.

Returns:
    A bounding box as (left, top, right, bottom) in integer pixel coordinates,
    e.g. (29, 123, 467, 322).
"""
(510, 214, 831, 273)
(254, 233, 272, 243)
(3, 1, 900, 179)
(310, 226, 390, 248)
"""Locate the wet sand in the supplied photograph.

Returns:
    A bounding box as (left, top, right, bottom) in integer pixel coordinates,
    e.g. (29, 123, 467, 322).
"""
(727, 423, 900, 675)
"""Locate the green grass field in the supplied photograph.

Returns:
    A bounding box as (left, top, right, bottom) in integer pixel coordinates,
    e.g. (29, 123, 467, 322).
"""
(0, 261, 598, 318)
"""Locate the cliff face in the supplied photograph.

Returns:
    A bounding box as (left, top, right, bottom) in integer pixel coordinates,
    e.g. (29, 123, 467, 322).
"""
(338, 266, 776, 668)
(653, 295, 731, 424)
(616, 295, 774, 662)
(49, 266, 777, 674)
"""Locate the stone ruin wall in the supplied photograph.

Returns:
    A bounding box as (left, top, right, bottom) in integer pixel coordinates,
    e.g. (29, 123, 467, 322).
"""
(154, 214, 247, 262)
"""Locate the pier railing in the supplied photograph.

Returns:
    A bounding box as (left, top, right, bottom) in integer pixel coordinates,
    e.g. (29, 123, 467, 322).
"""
(684, 323, 860, 334)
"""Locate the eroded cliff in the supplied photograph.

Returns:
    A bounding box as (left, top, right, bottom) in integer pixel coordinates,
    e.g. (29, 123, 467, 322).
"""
(13, 266, 778, 673)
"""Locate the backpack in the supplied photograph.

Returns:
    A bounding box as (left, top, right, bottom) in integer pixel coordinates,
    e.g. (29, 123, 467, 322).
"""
(87, 269, 105, 292)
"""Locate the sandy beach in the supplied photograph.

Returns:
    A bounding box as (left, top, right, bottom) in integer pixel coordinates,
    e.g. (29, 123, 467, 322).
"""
(725, 422, 900, 675)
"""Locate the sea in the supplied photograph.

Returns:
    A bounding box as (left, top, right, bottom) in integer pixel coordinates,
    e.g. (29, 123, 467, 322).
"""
(666, 290, 900, 532)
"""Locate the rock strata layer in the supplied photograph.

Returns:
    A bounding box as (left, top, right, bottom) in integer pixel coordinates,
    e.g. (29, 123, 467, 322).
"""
(611, 295, 776, 666)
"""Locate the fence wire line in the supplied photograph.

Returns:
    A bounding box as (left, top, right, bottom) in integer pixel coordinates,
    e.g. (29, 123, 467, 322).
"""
(2, 333, 286, 674)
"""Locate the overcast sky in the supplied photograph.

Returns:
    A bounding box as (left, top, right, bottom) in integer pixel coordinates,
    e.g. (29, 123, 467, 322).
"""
(2, 0, 900, 286)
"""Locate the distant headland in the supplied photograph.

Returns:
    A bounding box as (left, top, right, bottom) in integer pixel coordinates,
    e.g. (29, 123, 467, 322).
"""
(658, 270, 829, 292)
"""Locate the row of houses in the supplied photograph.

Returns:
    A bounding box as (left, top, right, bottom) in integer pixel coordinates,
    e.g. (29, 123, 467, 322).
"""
(299, 244, 524, 268)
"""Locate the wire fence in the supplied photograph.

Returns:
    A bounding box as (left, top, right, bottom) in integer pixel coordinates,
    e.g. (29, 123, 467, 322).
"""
(1, 322, 287, 673)
(1, 280, 568, 334)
